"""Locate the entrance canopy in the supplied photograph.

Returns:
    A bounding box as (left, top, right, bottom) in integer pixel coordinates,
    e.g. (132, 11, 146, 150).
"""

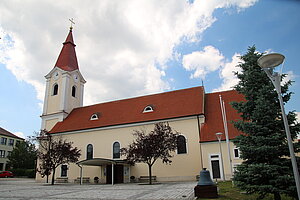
(77, 158, 128, 166)
(76, 158, 129, 185)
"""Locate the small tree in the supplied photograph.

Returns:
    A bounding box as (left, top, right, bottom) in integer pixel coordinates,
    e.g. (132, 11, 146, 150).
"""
(37, 131, 81, 185)
(231, 46, 300, 199)
(121, 122, 179, 184)
(7, 140, 37, 170)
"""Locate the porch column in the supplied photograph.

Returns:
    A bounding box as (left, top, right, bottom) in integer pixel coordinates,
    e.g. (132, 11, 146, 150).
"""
(112, 163, 114, 185)
(77, 164, 83, 185)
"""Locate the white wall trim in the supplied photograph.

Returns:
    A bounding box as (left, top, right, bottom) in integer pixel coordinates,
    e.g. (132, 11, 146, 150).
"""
(42, 79, 51, 115)
(80, 83, 84, 107)
(60, 73, 70, 112)
(51, 115, 204, 136)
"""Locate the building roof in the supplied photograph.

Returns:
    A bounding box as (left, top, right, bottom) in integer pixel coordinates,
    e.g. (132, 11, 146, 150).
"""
(50, 86, 205, 133)
(0, 127, 24, 140)
(200, 90, 244, 142)
(54, 28, 79, 71)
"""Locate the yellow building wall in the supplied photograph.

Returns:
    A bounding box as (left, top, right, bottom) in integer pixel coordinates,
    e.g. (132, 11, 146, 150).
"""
(201, 141, 243, 181)
(65, 73, 82, 113)
(45, 70, 82, 116)
(46, 75, 62, 114)
(36, 117, 203, 183)
(44, 118, 60, 132)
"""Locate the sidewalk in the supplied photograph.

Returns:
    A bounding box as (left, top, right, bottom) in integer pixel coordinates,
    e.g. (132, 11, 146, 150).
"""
(0, 178, 196, 199)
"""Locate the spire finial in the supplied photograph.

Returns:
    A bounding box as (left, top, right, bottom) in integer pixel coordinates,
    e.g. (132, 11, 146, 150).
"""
(69, 18, 75, 30)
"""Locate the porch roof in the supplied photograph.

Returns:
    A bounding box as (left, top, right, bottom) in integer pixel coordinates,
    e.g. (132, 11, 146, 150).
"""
(77, 158, 128, 166)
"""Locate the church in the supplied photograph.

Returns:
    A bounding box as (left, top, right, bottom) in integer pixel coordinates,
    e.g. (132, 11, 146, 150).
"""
(36, 27, 244, 184)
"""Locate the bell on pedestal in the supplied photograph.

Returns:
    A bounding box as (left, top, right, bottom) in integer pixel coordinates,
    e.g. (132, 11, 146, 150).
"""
(194, 168, 218, 198)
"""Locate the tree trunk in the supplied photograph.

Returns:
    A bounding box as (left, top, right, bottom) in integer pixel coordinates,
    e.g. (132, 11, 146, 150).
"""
(148, 164, 152, 185)
(274, 192, 281, 200)
(51, 168, 55, 185)
(46, 174, 49, 183)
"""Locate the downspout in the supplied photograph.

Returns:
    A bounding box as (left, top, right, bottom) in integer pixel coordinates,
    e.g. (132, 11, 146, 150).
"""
(197, 115, 204, 169)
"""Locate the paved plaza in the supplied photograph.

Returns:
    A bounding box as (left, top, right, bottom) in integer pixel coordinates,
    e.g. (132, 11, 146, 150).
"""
(0, 178, 196, 200)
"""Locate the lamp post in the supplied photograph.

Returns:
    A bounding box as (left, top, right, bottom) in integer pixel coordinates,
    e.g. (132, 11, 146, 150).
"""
(258, 53, 300, 199)
(216, 132, 225, 181)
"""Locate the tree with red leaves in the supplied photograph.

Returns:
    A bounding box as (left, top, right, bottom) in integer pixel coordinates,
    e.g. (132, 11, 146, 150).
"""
(121, 122, 179, 184)
(37, 130, 81, 185)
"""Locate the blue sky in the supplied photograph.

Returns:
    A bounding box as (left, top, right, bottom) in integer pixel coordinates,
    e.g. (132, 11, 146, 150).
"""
(0, 0, 299, 139)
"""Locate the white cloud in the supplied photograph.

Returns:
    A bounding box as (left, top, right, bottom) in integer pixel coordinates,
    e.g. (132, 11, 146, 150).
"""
(0, 0, 258, 107)
(182, 46, 225, 79)
(182, 46, 242, 92)
(213, 53, 243, 92)
(14, 132, 25, 139)
(282, 71, 296, 85)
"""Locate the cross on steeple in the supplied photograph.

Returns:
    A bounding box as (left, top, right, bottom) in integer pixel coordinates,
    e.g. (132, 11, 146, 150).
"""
(69, 18, 75, 30)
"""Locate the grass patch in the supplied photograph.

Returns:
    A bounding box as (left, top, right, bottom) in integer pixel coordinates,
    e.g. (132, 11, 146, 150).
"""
(199, 181, 294, 200)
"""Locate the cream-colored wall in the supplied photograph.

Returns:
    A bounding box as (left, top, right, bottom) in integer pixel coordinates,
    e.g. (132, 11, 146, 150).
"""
(36, 117, 202, 183)
(44, 118, 60, 132)
(44, 70, 82, 116)
(65, 72, 82, 113)
(42, 69, 84, 132)
(46, 73, 62, 114)
(201, 141, 242, 181)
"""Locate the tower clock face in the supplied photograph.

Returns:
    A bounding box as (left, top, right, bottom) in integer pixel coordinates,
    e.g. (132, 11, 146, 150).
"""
(53, 71, 59, 80)
(73, 74, 79, 82)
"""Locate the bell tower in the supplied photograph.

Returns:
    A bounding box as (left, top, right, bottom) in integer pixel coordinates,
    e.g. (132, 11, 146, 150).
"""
(41, 27, 86, 131)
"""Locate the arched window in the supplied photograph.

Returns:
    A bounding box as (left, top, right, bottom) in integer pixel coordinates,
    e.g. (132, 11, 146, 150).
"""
(87, 144, 93, 160)
(53, 84, 58, 96)
(177, 135, 187, 154)
(113, 142, 120, 159)
(72, 86, 76, 97)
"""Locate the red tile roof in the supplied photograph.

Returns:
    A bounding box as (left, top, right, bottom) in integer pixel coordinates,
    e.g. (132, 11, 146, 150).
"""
(50, 86, 205, 133)
(200, 90, 244, 142)
(54, 29, 79, 71)
(0, 127, 24, 140)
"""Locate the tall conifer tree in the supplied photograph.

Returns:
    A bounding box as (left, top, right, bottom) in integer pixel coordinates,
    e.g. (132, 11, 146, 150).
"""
(231, 46, 300, 200)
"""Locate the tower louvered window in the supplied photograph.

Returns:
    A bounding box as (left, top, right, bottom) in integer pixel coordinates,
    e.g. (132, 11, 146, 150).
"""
(53, 84, 58, 95)
(72, 86, 76, 97)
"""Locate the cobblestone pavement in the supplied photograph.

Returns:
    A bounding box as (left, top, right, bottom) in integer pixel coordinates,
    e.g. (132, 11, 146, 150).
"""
(0, 178, 197, 200)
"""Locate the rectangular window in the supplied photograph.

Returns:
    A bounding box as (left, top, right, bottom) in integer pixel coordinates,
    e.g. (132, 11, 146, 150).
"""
(7, 151, 12, 157)
(61, 165, 68, 177)
(234, 148, 240, 159)
(1, 137, 7, 145)
(0, 150, 5, 158)
(8, 139, 14, 146)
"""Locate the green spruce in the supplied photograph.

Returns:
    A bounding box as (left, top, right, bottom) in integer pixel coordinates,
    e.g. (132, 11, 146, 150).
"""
(231, 46, 300, 200)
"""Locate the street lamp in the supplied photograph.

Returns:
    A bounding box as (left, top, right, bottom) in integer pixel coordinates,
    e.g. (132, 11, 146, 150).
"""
(216, 132, 225, 181)
(258, 53, 300, 199)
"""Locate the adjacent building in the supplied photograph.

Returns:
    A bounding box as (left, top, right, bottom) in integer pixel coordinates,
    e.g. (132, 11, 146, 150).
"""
(36, 28, 244, 184)
(0, 127, 24, 171)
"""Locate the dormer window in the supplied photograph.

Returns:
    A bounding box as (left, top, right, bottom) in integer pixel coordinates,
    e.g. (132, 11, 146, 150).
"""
(90, 113, 99, 120)
(143, 105, 154, 113)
